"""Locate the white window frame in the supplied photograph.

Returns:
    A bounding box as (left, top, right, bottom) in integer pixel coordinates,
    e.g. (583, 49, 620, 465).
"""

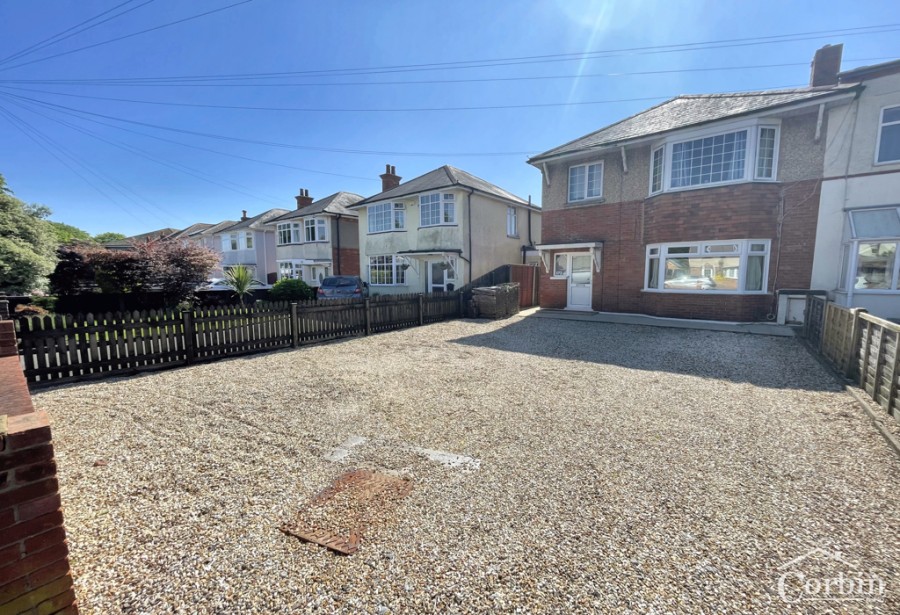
(644, 239, 771, 294)
(228, 233, 239, 251)
(568, 161, 603, 203)
(304, 217, 328, 242)
(276, 223, 291, 246)
(875, 105, 900, 165)
(277, 260, 303, 280)
(650, 119, 781, 195)
(844, 240, 900, 293)
(506, 207, 518, 237)
(244, 232, 253, 250)
(368, 202, 406, 234)
(649, 146, 664, 195)
(419, 193, 456, 227)
(368, 255, 407, 286)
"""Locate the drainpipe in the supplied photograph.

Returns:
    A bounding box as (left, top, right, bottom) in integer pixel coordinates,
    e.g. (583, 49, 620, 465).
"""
(466, 188, 474, 284)
(524, 195, 534, 264)
(335, 214, 342, 275)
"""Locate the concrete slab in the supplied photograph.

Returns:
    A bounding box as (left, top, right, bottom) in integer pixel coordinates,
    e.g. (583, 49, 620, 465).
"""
(531, 308, 796, 337)
(323, 435, 368, 462)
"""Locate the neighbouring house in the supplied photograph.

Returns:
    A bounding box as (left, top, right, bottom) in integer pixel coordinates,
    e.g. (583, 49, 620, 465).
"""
(810, 50, 900, 319)
(185, 219, 237, 278)
(348, 165, 541, 294)
(527, 45, 861, 321)
(213, 209, 289, 285)
(103, 227, 179, 250)
(266, 189, 364, 286)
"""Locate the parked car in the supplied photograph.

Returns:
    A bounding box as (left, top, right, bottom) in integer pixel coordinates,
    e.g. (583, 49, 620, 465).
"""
(200, 278, 266, 291)
(317, 276, 369, 300)
(664, 276, 717, 290)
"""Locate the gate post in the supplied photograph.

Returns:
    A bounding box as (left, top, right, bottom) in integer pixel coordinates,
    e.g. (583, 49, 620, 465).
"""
(291, 302, 299, 348)
(182, 310, 195, 364)
(418, 294, 425, 326)
(364, 298, 371, 335)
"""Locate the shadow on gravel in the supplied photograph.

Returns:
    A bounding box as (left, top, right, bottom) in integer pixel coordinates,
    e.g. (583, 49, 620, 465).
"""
(451, 315, 841, 392)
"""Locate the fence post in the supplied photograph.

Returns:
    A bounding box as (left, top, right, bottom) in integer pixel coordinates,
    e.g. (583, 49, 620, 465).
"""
(458, 292, 465, 317)
(364, 299, 371, 335)
(182, 310, 195, 364)
(291, 303, 299, 348)
(846, 308, 866, 378)
(418, 294, 424, 326)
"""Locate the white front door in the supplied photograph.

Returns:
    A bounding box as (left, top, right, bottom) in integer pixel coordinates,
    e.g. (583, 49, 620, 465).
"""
(428, 261, 447, 293)
(567, 254, 593, 310)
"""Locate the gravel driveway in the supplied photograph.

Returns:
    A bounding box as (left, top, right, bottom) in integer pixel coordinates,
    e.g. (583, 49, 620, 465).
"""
(33, 314, 900, 614)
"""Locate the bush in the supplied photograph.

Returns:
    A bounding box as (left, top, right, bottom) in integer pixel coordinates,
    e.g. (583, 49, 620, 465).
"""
(268, 278, 314, 301)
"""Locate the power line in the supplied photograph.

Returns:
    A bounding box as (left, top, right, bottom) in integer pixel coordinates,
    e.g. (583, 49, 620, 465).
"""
(0, 57, 892, 88)
(0, 0, 156, 67)
(2, 23, 895, 82)
(0, 0, 258, 73)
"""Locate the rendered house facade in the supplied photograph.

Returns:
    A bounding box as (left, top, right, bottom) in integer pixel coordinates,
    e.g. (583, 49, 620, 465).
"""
(529, 46, 859, 321)
(350, 165, 541, 295)
(810, 54, 900, 319)
(214, 209, 288, 285)
(267, 189, 363, 286)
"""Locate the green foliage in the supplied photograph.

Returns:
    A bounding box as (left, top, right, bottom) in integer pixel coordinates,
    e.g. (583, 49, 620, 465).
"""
(268, 278, 314, 301)
(93, 232, 126, 244)
(49, 221, 93, 245)
(224, 265, 255, 306)
(0, 174, 57, 293)
(49, 245, 95, 296)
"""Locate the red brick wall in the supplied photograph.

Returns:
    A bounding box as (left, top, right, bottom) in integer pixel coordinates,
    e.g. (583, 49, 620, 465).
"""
(0, 321, 78, 615)
(539, 180, 821, 320)
(333, 247, 360, 276)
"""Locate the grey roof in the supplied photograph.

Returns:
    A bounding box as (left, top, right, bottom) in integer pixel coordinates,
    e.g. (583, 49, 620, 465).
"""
(104, 227, 179, 249)
(528, 85, 859, 163)
(194, 219, 237, 237)
(270, 192, 364, 223)
(167, 222, 212, 240)
(219, 209, 290, 232)
(354, 165, 529, 206)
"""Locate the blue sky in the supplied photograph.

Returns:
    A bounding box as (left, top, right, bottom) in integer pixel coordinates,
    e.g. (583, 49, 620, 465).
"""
(0, 0, 897, 236)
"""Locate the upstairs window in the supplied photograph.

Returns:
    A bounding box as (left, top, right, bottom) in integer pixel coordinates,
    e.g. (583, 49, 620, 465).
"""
(223, 233, 238, 251)
(650, 147, 664, 194)
(305, 218, 327, 242)
(245, 232, 253, 250)
(877, 106, 900, 164)
(671, 130, 747, 188)
(277, 223, 292, 246)
(755, 126, 778, 179)
(368, 203, 405, 233)
(420, 193, 455, 226)
(568, 162, 603, 202)
(506, 207, 518, 237)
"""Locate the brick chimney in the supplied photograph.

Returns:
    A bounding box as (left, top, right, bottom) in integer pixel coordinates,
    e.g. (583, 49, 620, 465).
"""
(810, 44, 843, 87)
(241, 210, 248, 221)
(295, 188, 313, 209)
(379, 164, 401, 192)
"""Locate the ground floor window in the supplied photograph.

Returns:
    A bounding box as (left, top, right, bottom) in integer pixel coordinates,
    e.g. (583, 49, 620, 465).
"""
(645, 239, 770, 293)
(853, 242, 899, 290)
(369, 255, 407, 286)
(277, 260, 304, 281)
(842, 207, 900, 292)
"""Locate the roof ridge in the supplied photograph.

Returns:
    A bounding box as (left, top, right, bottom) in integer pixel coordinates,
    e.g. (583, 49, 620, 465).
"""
(442, 165, 458, 184)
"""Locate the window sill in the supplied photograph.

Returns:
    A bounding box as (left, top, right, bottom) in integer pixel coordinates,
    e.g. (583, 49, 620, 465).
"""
(367, 229, 407, 235)
(851, 289, 900, 294)
(507, 234, 520, 239)
(874, 158, 900, 167)
(642, 289, 771, 296)
(417, 224, 458, 229)
(566, 197, 605, 206)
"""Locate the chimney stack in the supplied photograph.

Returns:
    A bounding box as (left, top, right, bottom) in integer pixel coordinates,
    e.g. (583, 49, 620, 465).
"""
(295, 188, 314, 209)
(379, 164, 401, 192)
(241, 209, 248, 221)
(810, 44, 843, 87)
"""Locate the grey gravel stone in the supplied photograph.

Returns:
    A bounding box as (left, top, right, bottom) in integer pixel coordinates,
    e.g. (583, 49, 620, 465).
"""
(33, 314, 900, 614)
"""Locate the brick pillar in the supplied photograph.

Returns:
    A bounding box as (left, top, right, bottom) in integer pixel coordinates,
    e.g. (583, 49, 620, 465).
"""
(0, 320, 78, 614)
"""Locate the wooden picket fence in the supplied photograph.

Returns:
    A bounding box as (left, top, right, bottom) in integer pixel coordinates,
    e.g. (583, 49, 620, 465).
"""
(801, 296, 900, 422)
(15, 293, 463, 386)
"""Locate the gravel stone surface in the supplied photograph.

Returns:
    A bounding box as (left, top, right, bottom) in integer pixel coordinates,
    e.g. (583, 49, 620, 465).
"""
(33, 314, 900, 614)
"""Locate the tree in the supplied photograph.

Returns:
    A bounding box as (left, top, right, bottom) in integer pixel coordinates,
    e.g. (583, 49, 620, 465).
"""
(224, 265, 255, 306)
(139, 240, 219, 305)
(48, 245, 95, 296)
(269, 278, 314, 301)
(0, 174, 57, 293)
(49, 221, 93, 245)
(93, 232, 126, 244)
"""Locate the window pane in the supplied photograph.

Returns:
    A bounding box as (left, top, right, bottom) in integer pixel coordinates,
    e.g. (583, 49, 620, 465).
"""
(553, 254, 567, 277)
(877, 124, 900, 163)
(586, 164, 602, 198)
(569, 166, 585, 201)
(667, 246, 696, 254)
(664, 256, 740, 291)
(750, 243, 767, 252)
(746, 256, 765, 291)
(671, 130, 747, 188)
(884, 106, 900, 123)
(651, 148, 664, 193)
(647, 258, 659, 288)
(756, 127, 777, 178)
(855, 243, 896, 289)
(850, 209, 900, 238)
(704, 243, 738, 254)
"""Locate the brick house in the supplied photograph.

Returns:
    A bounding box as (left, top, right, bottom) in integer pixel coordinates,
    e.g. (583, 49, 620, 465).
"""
(528, 46, 859, 321)
(265, 190, 363, 287)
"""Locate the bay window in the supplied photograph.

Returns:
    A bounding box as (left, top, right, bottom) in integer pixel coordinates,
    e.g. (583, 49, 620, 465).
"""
(305, 217, 327, 242)
(843, 207, 900, 291)
(568, 162, 603, 202)
(368, 203, 405, 233)
(368, 255, 406, 286)
(277, 222, 302, 245)
(644, 239, 770, 293)
(420, 193, 455, 226)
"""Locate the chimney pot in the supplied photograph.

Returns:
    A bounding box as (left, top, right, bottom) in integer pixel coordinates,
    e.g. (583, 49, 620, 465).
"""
(379, 164, 401, 193)
(810, 44, 843, 87)
(241, 209, 248, 221)
(295, 188, 314, 209)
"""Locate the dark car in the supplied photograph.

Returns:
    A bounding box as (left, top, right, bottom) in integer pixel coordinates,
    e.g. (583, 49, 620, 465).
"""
(317, 276, 369, 300)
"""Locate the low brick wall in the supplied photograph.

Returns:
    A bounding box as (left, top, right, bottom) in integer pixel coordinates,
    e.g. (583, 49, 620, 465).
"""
(0, 320, 78, 615)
